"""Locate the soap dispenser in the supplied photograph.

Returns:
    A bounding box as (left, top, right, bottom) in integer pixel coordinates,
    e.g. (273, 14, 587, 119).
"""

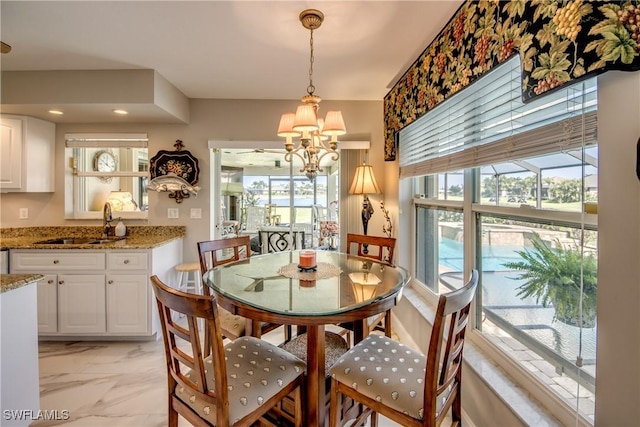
(115, 220, 126, 237)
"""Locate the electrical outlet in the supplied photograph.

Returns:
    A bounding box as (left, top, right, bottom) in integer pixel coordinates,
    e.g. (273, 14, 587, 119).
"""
(190, 208, 202, 219)
(167, 208, 179, 219)
(19, 208, 29, 219)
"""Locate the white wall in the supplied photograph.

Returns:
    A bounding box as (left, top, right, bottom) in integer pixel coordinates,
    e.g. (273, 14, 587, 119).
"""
(0, 99, 384, 262)
(595, 71, 640, 425)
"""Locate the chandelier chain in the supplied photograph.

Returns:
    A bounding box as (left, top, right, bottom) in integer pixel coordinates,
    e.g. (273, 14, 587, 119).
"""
(308, 28, 315, 96)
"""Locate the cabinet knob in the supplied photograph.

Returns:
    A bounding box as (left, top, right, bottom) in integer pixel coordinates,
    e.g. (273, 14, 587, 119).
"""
(108, 280, 114, 284)
(47, 279, 54, 284)
(53, 260, 60, 264)
(58, 280, 64, 285)
(123, 259, 130, 264)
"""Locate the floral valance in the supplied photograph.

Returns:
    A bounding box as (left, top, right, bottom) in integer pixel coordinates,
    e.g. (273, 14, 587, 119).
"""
(384, 0, 640, 161)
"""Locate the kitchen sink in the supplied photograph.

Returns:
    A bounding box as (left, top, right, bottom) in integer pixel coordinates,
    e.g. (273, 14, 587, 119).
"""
(34, 237, 125, 245)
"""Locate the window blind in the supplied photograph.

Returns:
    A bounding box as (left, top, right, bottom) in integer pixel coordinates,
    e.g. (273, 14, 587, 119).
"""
(398, 56, 597, 178)
(65, 133, 148, 148)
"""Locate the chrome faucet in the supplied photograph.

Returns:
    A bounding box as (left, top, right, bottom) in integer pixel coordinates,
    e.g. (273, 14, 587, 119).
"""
(103, 202, 113, 237)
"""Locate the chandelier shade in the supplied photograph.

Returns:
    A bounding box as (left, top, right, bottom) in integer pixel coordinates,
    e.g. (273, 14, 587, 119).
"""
(322, 111, 347, 136)
(277, 9, 345, 181)
(277, 113, 298, 137)
(293, 105, 319, 133)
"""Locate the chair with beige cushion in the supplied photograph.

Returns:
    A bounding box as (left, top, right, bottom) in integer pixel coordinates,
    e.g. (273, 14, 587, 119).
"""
(198, 236, 288, 346)
(150, 275, 306, 427)
(328, 269, 479, 427)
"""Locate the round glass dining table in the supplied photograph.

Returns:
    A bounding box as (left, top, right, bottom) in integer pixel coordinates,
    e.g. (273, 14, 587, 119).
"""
(203, 249, 409, 427)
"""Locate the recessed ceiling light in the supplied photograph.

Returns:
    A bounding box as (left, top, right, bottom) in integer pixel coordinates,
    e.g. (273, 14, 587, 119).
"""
(48, 109, 64, 115)
(113, 109, 128, 115)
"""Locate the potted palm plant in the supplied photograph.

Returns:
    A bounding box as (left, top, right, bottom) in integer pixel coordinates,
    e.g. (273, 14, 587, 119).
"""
(503, 233, 597, 328)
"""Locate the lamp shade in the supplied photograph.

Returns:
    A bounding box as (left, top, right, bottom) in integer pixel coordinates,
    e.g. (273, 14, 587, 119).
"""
(107, 191, 138, 211)
(321, 110, 346, 136)
(349, 163, 381, 195)
(292, 104, 319, 132)
(277, 113, 300, 137)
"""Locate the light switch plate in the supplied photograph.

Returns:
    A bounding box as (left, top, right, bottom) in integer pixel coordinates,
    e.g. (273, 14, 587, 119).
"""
(190, 208, 202, 219)
(168, 208, 179, 219)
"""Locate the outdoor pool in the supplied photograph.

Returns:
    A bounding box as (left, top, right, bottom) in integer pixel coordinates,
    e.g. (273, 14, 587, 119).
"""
(437, 238, 597, 364)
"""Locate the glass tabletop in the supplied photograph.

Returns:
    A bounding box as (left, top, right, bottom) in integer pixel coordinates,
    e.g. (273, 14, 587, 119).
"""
(203, 250, 409, 317)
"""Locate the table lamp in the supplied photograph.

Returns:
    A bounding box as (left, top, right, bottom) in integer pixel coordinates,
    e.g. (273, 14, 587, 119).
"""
(349, 162, 381, 237)
(106, 191, 138, 211)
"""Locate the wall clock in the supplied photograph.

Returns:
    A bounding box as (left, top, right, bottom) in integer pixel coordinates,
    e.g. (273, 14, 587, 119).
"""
(93, 150, 117, 172)
(93, 150, 117, 183)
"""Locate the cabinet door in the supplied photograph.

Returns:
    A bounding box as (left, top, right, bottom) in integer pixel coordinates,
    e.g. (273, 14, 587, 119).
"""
(0, 117, 23, 189)
(106, 274, 149, 334)
(58, 274, 106, 334)
(37, 274, 58, 333)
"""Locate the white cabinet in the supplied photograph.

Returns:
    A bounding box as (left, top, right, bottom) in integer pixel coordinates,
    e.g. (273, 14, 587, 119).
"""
(106, 274, 148, 334)
(58, 274, 106, 334)
(1, 280, 41, 425)
(10, 245, 180, 339)
(106, 251, 149, 334)
(36, 274, 58, 333)
(12, 251, 106, 270)
(0, 115, 55, 192)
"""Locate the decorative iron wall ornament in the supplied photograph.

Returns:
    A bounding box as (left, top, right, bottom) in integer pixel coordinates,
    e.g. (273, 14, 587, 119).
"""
(148, 140, 201, 203)
(384, 0, 640, 161)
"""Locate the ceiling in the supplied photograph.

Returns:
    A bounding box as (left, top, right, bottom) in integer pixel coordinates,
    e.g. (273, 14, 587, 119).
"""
(0, 1, 462, 123)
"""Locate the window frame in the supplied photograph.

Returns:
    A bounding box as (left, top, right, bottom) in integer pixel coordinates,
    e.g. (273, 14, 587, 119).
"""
(398, 56, 598, 425)
(64, 133, 149, 220)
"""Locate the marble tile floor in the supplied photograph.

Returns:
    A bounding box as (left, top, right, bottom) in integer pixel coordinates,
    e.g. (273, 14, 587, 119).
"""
(33, 326, 401, 427)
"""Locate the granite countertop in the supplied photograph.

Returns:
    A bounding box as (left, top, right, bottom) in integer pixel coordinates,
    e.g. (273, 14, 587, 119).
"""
(1, 274, 44, 294)
(0, 226, 186, 250)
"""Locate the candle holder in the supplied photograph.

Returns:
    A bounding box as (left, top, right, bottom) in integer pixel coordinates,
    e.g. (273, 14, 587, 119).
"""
(298, 250, 317, 271)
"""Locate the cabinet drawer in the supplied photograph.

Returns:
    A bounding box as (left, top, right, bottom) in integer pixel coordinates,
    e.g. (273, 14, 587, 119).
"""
(107, 252, 148, 270)
(12, 251, 106, 271)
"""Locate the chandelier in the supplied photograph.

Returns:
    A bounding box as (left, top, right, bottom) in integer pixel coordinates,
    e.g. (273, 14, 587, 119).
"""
(277, 9, 346, 181)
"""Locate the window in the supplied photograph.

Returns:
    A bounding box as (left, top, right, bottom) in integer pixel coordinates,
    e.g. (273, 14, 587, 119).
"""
(65, 133, 149, 219)
(415, 205, 463, 293)
(399, 56, 597, 423)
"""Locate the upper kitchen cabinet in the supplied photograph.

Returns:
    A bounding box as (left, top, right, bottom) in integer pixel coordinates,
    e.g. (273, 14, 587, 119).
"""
(0, 114, 55, 192)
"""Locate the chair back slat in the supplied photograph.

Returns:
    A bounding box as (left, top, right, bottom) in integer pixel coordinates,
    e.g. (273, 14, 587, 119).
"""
(198, 236, 251, 297)
(424, 270, 478, 426)
(346, 233, 396, 265)
(150, 275, 230, 425)
(258, 227, 305, 253)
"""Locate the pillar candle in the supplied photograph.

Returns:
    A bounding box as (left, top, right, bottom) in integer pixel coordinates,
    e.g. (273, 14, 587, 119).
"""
(299, 250, 316, 268)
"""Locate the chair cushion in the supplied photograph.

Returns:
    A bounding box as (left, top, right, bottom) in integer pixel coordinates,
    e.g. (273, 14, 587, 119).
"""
(175, 336, 306, 425)
(218, 307, 246, 337)
(329, 334, 427, 420)
(280, 331, 349, 373)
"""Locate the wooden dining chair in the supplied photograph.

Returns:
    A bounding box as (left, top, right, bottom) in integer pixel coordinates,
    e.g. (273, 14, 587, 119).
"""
(198, 236, 289, 347)
(340, 233, 397, 344)
(328, 270, 479, 427)
(345, 233, 396, 265)
(150, 275, 306, 427)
